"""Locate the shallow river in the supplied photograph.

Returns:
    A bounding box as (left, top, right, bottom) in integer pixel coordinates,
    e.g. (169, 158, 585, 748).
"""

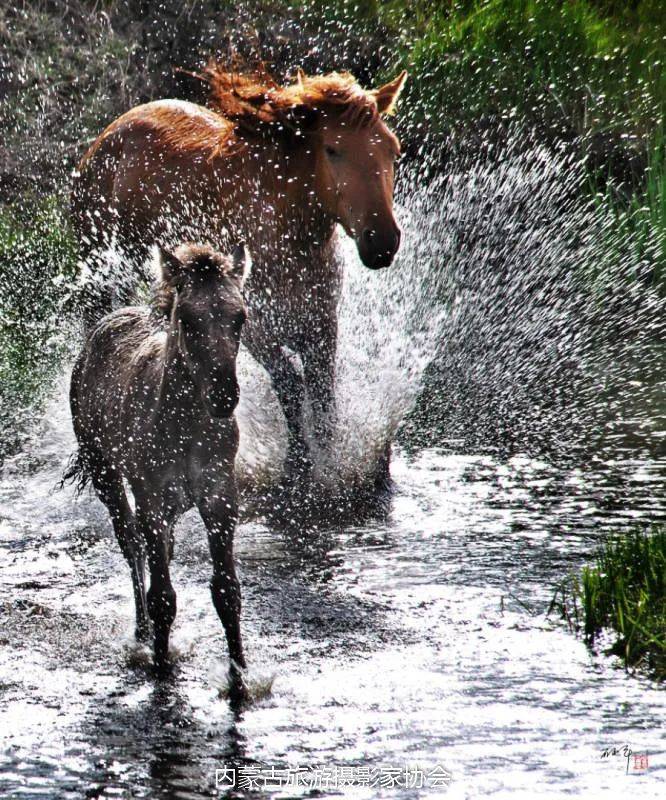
(0, 377, 664, 800)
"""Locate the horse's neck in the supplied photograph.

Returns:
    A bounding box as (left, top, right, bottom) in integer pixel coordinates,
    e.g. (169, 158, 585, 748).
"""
(220, 142, 336, 263)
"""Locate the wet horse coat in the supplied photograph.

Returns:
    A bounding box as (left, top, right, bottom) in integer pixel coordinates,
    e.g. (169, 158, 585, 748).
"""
(71, 67, 407, 484)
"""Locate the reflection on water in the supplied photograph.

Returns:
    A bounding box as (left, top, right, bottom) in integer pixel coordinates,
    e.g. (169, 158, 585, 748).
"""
(0, 391, 664, 799)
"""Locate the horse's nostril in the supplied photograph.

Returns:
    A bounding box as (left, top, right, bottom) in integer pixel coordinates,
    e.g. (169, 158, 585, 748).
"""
(362, 228, 375, 245)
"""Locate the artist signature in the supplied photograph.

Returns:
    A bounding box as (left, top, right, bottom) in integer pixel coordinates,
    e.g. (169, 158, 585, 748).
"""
(601, 745, 649, 774)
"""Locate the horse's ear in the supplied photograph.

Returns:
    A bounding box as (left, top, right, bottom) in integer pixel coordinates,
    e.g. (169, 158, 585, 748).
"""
(372, 70, 408, 115)
(154, 245, 183, 286)
(230, 243, 251, 288)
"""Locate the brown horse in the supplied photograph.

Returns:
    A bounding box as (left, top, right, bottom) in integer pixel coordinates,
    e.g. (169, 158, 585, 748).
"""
(71, 66, 407, 486)
(69, 243, 249, 698)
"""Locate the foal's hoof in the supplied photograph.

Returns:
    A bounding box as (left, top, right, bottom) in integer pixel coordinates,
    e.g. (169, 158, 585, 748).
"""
(135, 621, 152, 643)
(228, 677, 250, 708)
(227, 662, 250, 708)
(153, 638, 174, 677)
(153, 656, 175, 679)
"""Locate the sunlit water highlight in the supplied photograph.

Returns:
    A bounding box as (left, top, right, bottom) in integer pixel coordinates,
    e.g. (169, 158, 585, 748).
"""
(1, 139, 665, 798)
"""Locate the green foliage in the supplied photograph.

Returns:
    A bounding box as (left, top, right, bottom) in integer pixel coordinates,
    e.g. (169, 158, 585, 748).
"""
(586, 128, 666, 294)
(0, 199, 79, 456)
(578, 528, 666, 680)
(300, 1, 666, 138)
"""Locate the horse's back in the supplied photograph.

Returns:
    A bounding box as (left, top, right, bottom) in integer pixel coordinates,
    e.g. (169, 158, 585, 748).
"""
(71, 100, 236, 248)
(74, 100, 234, 191)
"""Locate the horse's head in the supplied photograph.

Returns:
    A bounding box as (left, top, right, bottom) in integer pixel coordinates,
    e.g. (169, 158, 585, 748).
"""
(202, 65, 408, 268)
(158, 243, 249, 418)
(308, 71, 407, 269)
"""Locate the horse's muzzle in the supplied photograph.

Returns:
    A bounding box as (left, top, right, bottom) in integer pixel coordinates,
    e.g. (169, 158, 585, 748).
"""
(358, 224, 401, 270)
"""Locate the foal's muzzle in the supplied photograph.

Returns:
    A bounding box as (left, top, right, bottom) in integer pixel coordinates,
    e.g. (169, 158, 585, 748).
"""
(204, 377, 240, 419)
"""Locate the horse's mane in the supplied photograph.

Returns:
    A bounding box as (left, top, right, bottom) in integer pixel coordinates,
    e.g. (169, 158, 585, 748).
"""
(151, 243, 235, 318)
(200, 62, 380, 133)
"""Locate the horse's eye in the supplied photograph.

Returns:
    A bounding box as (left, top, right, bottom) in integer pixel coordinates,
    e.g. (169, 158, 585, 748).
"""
(325, 145, 341, 160)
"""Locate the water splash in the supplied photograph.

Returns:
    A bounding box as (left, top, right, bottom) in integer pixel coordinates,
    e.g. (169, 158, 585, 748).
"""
(230, 132, 664, 502)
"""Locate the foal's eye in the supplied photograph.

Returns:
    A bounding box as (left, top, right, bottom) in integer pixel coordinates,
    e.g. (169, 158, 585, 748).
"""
(180, 315, 198, 333)
(325, 145, 341, 160)
(232, 311, 246, 333)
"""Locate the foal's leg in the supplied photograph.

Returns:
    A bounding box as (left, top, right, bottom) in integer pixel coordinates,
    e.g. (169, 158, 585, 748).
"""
(136, 498, 177, 669)
(89, 460, 148, 640)
(196, 480, 247, 700)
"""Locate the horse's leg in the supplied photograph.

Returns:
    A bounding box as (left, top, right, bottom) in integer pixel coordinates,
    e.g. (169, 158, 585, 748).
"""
(302, 306, 392, 494)
(251, 343, 310, 485)
(88, 458, 149, 640)
(136, 497, 177, 669)
(301, 313, 338, 445)
(196, 481, 247, 702)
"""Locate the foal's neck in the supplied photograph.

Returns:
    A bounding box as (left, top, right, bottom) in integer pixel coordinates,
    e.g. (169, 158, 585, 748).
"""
(157, 335, 200, 419)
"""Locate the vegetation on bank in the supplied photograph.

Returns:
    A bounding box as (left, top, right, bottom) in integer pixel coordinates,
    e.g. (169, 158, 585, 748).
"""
(556, 528, 666, 681)
(0, 0, 664, 446)
(301, 1, 666, 139)
(0, 198, 78, 457)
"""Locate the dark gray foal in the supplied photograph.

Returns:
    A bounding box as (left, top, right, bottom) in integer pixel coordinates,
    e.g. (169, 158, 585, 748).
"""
(69, 243, 249, 698)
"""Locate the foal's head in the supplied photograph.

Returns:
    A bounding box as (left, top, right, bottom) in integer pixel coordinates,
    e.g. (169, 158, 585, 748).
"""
(204, 66, 408, 269)
(157, 243, 249, 418)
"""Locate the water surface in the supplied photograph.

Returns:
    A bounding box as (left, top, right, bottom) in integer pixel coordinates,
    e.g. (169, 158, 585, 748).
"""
(0, 389, 663, 799)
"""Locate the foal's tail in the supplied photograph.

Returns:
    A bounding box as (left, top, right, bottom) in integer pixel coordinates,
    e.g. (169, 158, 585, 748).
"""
(59, 450, 91, 495)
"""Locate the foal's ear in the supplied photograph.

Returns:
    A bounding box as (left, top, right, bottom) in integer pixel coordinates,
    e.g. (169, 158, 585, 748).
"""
(154, 245, 184, 286)
(230, 243, 251, 288)
(372, 70, 408, 115)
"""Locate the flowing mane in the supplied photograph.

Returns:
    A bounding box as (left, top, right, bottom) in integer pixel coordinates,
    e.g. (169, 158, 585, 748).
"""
(200, 62, 383, 133)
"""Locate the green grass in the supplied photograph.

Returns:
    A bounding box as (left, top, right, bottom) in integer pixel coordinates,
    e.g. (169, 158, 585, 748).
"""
(635, 127, 666, 287)
(585, 128, 666, 294)
(560, 528, 666, 680)
(300, 1, 666, 139)
(0, 198, 79, 457)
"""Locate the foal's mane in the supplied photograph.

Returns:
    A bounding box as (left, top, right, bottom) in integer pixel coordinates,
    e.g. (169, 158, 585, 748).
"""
(200, 62, 381, 134)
